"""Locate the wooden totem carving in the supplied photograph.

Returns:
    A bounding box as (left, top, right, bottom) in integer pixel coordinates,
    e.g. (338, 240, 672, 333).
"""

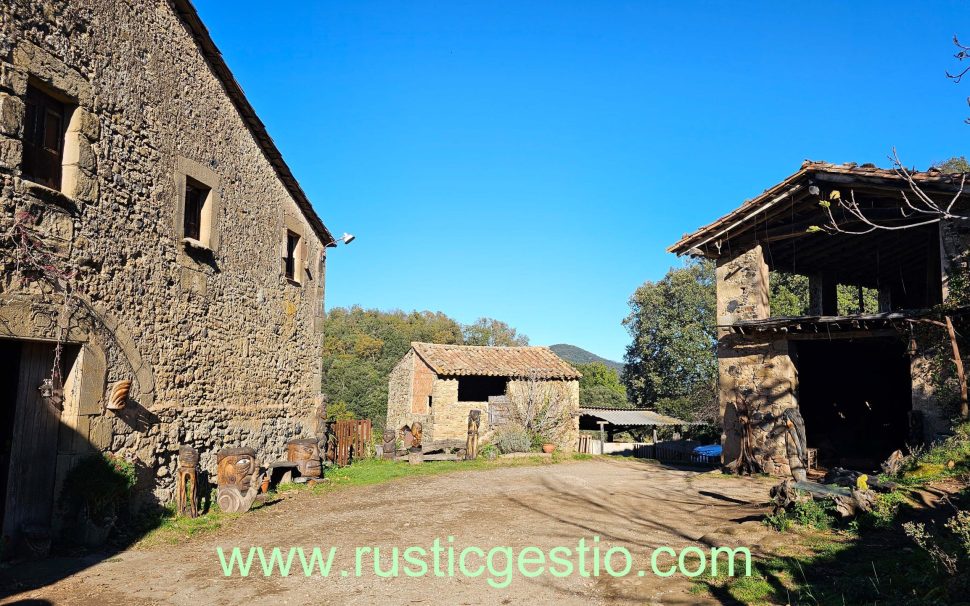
(382, 429, 396, 460)
(286, 438, 322, 478)
(314, 395, 329, 437)
(216, 447, 262, 514)
(410, 421, 423, 451)
(465, 410, 481, 460)
(176, 446, 199, 518)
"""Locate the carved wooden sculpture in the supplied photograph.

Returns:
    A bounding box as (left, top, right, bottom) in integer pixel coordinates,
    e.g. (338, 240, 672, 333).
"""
(465, 410, 481, 460)
(286, 438, 322, 478)
(176, 446, 199, 518)
(410, 421, 423, 450)
(400, 425, 414, 450)
(314, 395, 328, 437)
(106, 379, 131, 411)
(216, 447, 262, 513)
(382, 429, 396, 460)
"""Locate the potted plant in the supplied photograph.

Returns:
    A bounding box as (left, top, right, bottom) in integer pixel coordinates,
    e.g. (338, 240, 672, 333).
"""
(542, 442, 557, 454)
(60, 453, 137, 547)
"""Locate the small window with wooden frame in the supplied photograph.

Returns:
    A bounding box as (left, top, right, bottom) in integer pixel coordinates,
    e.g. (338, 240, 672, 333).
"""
(282, 229, 308, 284)
(183, 177, 210, 242)
(175, 158, 220, 254)
(22, 84, 72, 191)
(284, 231, 299, 281)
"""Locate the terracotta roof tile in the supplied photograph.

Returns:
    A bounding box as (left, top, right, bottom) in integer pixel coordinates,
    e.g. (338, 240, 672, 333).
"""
(411, 343, 582, 380)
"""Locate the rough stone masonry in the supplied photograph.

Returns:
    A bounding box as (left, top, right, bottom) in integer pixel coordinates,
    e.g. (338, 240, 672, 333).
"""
(0, 0, 333, 525)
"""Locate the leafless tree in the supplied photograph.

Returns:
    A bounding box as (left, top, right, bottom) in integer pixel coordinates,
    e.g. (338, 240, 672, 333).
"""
(946, 36, 970, 124)
(815, 149, 966, 236)
(506, 369, 575, 442)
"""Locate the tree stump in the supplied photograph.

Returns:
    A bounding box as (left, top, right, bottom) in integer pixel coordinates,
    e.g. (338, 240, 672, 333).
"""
(176, 446, 199, 518)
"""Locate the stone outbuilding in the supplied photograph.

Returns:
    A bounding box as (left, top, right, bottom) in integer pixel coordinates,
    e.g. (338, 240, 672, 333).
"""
(669, 161, 969, 476)
(386, 343, 582, 447)
(1, 0, 335, 544)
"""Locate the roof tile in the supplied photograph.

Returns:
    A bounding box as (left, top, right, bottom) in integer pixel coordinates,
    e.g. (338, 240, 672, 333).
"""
(411, 343, 581, 380)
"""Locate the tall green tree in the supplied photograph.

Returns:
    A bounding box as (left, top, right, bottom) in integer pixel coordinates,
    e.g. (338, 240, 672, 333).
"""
(622, 260, 717, 422)
(461, 317, 529, 346)
(575, 362, 629, 408)
(935, 156, 970, 174)
(321, 307, 529, 428)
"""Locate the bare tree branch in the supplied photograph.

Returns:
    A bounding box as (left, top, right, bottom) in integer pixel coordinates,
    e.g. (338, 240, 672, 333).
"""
(816, 150, 967, 236)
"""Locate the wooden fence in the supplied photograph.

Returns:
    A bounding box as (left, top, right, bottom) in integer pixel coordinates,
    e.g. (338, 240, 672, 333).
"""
(333, 419, 372, 466)
(576, 435, 719, 467)
(631, 443, 720, 467)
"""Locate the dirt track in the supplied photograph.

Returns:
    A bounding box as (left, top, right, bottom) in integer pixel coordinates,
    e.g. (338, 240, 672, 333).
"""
(1, 458, 778, 605)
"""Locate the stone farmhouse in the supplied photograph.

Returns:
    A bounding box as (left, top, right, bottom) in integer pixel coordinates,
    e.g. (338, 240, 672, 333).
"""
(387, 343, 582, 447)
(0, 0, 334, 543)
(669, 161, 968, 476)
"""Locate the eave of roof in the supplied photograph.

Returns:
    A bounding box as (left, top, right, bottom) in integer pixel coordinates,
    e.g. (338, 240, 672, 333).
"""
(411, 342, 583, 380)
(578, 407, 696, 426)
(725, 305, 970, 336)
(667, 161, 965, 257)
(171, 0, 334, 246)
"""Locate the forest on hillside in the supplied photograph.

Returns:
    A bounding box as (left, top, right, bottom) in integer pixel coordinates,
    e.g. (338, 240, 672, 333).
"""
(321, 306, 628, 428)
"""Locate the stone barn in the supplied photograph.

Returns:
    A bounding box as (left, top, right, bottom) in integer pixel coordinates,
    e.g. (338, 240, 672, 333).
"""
(0, 0, 335, 544)
(668, 161, 969, 476)
(386, 343, 582, 448)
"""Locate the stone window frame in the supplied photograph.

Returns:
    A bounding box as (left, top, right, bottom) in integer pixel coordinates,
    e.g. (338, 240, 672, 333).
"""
(174, 157, 221, 255)
(9, 42, 99, 204)
(281, 214, 310, 286)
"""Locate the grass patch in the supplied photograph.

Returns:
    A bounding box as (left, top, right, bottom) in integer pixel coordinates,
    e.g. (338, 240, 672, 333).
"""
(134, 453, 587, 548)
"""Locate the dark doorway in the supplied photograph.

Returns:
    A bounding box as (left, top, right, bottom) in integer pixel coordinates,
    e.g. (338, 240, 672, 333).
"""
(457, 376, 508, 402)
(0, 339, 74, 552)
(796, 338, 912, 471)
(0, 341, 22, 537)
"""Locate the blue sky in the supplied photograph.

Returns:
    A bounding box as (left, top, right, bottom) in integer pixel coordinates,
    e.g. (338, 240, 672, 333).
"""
(195, 0, 969, 361)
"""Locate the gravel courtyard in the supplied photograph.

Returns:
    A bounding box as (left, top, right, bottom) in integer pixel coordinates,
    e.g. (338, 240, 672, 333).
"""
(1, 458, 778, 605)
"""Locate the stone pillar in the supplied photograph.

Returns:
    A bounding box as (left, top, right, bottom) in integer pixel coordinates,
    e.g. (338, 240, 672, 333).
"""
(716, 245, 799, 475)
(940, 219, 970, 304)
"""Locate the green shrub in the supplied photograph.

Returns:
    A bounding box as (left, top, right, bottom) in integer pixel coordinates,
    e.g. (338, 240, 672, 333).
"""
(60, 453, 137, 524)
(764, 498, 836, 532)
(945, 509, 970, 559)
(494, 425, 532, 454)
(478, 444, 498, 460)
(861, 490, 908, 529)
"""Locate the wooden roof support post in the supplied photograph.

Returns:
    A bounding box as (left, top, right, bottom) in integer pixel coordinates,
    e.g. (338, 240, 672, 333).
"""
(809, 273, 838, 316)
(945, 315, 969, 419)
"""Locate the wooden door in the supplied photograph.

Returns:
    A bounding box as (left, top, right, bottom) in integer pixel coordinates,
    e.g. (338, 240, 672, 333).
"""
(2, 342, 61, 542)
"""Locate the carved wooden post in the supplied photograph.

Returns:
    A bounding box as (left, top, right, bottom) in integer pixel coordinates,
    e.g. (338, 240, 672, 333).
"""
(408, 421, 424, 464)
(216, 447, 262, 513)
(382, 429, 396, 460)
(286, 438, 322, 478)
(176, 446, 199, 518)
(465, 410, 480, 460)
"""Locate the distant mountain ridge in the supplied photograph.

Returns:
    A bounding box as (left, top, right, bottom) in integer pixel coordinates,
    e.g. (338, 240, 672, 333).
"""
(548, 344, 624, 374)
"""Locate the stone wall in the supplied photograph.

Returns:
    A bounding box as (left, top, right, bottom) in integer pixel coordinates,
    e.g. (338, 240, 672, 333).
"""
(386, 350, 428, 435)
(0, 0, 328, 511)
(716, 244, 799, 475)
